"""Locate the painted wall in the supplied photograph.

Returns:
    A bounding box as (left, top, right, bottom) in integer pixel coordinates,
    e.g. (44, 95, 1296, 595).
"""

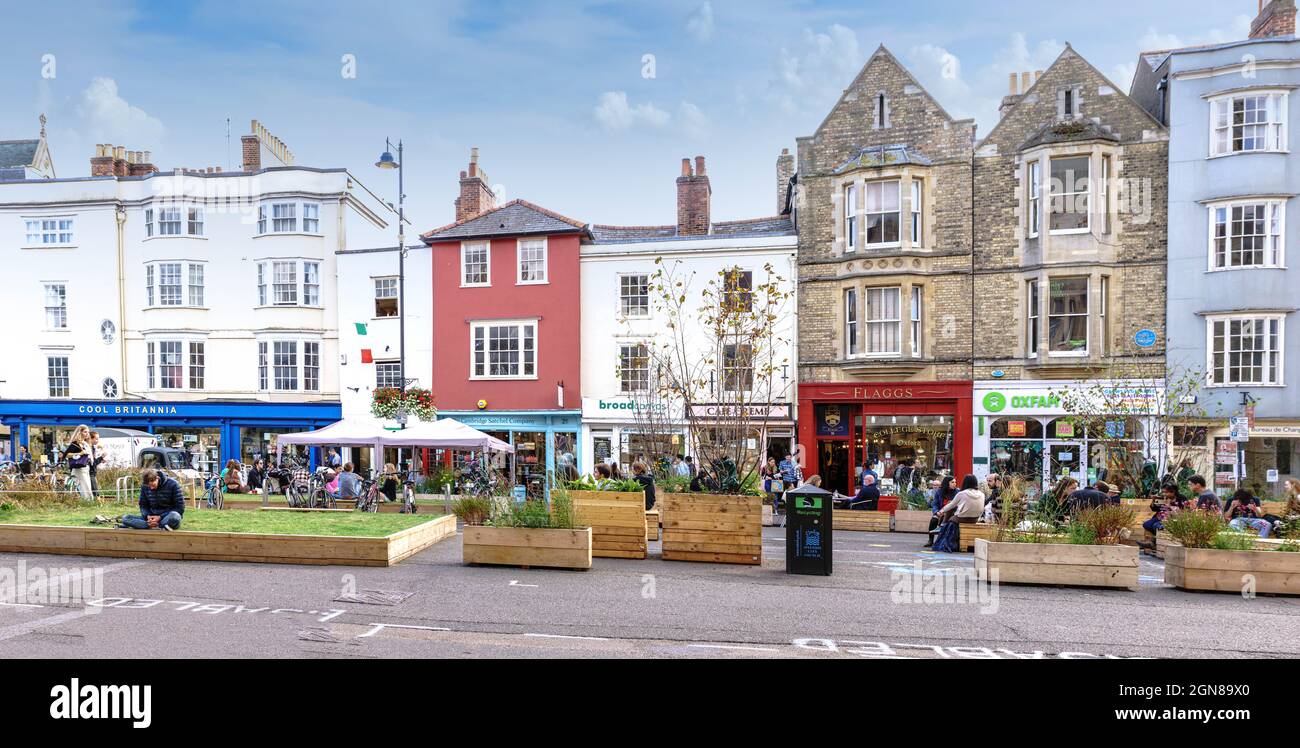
(430, 233, 582, 412)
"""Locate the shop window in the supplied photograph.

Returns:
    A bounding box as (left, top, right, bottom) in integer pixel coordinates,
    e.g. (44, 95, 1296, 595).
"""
(990, 418, 1045, 439)
(1172, 426, 1208, 449)
(862, 414, 953, 489)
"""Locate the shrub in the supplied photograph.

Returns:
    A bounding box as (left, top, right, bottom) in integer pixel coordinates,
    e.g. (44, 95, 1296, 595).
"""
(451, 497, 491, 526)
(1210, 530, 1257, 551)
(900, 488, 929, 511)
(1065, 520, 1098, 546)
(1162, 509, 1228, 549)
(1277, 540, 1300, 553)
(1073, 505, 1135, 545)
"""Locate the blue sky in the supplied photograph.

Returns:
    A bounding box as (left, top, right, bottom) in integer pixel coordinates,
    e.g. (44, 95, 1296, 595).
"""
(1, 0, 1259, 233)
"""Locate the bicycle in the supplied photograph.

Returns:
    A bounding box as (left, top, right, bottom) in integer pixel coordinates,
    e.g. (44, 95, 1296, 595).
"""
(355, 477, 382, 513)
(203, 473, 224, 509)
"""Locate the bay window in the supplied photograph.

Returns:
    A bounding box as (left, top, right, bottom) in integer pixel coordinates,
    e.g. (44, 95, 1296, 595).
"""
(256, 260, 321, 307)
(256, 339, 322, 392)
(1211, 200, 1285, 269)
(845, 288, 859, 357)
(471, 320, 537, 379)
(845, 184, 858, 252)
(143, 339, 207, 390)
(1211, 91, 1288, 156)
(1028, 161, 1042, 238)
(910, 179, 923, 246)
(1047, 277, 1089, 355)
(864, 180, 901, 247)
(1026, 280, 1040, 358)
(146, 261, 205, 307)
(1049, 156, 1090, 233)
(910, 286, 923, 356)
(865, 286, 901, 355)
(1209, 314, 1284, 386)
(256, 201, 322, 235)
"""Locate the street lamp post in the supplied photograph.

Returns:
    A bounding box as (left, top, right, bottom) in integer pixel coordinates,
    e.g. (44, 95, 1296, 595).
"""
(376, 139, 407, 403)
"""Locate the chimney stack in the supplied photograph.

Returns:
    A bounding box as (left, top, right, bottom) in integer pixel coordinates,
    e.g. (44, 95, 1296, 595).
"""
(776, 148, 795, 214)
(1250, 0, 1296, 38)
(676, 155, 711, 236)
(241, 119, 295, 172)
(454, 147, 498, 222)
(90, 143, 157, 177)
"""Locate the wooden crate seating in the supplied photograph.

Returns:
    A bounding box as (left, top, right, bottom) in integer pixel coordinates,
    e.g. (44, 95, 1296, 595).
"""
(832, 509, 890, 532)
(975, 539, 1139, 591)
(958, 522, 998, 552)
(570, 490, 648, 560)
(646, 509, 660, 541)
(661, 493, 762, 565)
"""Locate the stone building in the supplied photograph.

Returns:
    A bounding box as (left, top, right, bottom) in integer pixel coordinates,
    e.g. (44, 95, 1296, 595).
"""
(790, 46, 978, 498)
(970, 45, 1170, 491)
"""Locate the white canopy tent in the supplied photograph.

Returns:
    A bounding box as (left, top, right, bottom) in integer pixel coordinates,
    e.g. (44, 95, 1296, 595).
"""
(274, 419, 387, 458)
(274, 418, 514, 462)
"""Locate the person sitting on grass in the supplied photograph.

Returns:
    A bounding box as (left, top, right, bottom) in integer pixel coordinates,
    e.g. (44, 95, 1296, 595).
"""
(1225, 489, 1272, 538)
(337, 462, 362, 499)
(120, 468, 184, 531)
(221, 459, 245, 494)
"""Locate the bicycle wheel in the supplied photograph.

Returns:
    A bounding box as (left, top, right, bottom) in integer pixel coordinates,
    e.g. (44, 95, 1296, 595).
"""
(403, 485, 416, 514)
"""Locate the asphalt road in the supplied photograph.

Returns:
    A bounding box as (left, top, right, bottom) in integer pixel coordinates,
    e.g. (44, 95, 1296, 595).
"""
(2, 527, 1298, 659)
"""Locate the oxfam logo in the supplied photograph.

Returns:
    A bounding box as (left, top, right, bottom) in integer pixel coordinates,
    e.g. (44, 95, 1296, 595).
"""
(983, 392, 1007, 413)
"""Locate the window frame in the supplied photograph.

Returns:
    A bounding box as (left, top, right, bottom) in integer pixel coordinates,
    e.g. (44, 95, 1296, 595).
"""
(721, 339, 755, 393)
(145, 338, 207, 391)
(863, 180, 902, 248)
(1207, 198, 1286, 271)
(1027, 161, 1042, 239)
(145, 260, 206, 308)
(23, 216, 75, 248)
(910, 179, 923, 248)
(844, 183, 858, 253)
(863, 285, 902, 357)
(1209, 90, 1289, 158)
(845, 287, 859, 358)
(255, 201, 323, 236)
(910, 285, 923, 358)
(1049, 155, 1091, 235)
(43, 282, 67, 330)
(460, 241, 491, 288)
(375, 360, 403, 389)
(254, 259, 321, 308)
(1026, 279, 1040, 358)
(1207, 313, 1286, 387)
(516, 237, 548, 285)
(1046, 277, 1090, 357)
(46, 355, 70, 398)
(470, 319, 538, 380)
(374, 277, 400, 318)
(619, 273, 650, 318)
(619, 343, 651, 393)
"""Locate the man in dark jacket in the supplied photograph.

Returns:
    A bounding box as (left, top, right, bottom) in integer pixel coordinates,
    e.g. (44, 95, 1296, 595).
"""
(120, 469, 185, 530)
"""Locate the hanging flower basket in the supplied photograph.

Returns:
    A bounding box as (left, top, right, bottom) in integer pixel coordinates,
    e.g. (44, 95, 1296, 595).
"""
(371, 387, 437, 422)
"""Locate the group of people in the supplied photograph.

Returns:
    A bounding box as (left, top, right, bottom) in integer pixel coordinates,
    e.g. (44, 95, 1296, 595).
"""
(1137, 475, 1300, 543)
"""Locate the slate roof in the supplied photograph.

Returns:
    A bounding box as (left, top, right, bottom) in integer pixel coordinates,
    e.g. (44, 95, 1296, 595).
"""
(833, 144, 933, 174)
(589, 215, 795, 244)
(1019, 119, 1120, 151)
(420, 199, 588, 243)
(0, 139, 39, 169)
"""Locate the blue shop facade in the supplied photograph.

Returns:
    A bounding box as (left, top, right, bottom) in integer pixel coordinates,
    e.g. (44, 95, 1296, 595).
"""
(437, 410, 582, 498)
(1, 399, 341, 472)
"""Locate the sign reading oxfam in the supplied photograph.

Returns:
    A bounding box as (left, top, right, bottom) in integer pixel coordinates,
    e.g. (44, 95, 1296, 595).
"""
(978, 390, 1063, 415)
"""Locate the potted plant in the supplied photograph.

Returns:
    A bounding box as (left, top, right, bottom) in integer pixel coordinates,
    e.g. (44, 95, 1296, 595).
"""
(458, 487, 592, 570)
(975, 505, 1140, 590)
(892, 488, 932, 533)
(1161, 510, 1300, 595)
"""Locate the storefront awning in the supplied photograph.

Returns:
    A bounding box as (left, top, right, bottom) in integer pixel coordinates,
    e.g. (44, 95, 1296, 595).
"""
(379, 418, 513, 453)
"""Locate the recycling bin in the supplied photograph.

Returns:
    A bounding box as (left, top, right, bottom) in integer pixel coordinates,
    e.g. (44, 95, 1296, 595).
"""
(785, 483, 833, 575)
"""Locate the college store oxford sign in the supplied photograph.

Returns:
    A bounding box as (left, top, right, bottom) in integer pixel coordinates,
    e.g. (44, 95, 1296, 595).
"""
(974, 381, 1164, 418)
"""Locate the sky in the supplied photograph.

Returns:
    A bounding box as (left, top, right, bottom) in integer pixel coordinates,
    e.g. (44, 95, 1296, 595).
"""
(0, 0, 1260, 234)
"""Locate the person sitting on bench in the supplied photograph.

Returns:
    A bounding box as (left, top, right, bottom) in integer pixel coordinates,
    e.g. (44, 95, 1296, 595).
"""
(936, 474, 985, 527)
(120, 469, 184, 531)
(337, 462, 362, 499)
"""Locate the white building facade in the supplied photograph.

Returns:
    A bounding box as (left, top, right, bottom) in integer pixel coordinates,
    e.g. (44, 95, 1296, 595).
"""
(0, 129, 390, 471)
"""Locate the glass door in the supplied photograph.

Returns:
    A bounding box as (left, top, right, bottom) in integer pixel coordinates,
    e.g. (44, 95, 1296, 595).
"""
(1046, 441, 1084, 485)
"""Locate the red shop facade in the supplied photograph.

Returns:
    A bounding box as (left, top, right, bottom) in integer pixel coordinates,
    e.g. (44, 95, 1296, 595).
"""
(796, 382, 973, 511)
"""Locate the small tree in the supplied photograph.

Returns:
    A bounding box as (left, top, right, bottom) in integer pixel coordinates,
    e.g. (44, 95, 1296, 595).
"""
(622, 258, 794, 492)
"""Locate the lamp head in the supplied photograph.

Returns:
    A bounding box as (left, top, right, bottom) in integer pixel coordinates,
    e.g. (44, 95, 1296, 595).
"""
(376, 151, 399, 169)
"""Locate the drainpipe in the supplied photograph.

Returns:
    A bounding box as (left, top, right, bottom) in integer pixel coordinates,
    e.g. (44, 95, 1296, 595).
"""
(116, 206, 128, 395)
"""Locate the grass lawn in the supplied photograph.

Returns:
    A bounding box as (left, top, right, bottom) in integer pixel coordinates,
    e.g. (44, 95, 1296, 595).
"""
(0, 502, 438, 537)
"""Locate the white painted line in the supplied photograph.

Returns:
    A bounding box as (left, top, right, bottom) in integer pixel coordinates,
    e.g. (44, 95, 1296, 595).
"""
(688, 644, 779, 652)
(524, 633, 609, 641)
(357, 623, 451, 638)
(509, 580, 539, 588)
(0, 602, 45, 609)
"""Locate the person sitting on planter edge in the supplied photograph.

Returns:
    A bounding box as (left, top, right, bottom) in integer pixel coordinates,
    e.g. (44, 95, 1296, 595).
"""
(120, 469, 184, 531)
(1225, 489, 1272, 538)
(337, 462, 362, 500)
(935, 474, 985, 527)
(1066, 481, 1112, 514)
(1140, 483, 1190, 548)
(632, 460, 656, 510)
(1187, 475, 1222, 513)
(924, 476, 958, 548)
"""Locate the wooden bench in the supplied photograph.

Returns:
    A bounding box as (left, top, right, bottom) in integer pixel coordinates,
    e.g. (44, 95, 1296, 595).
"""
(831, 509, 890, 532)
(958, 522, 998, 552)
(645, 509, 660, 541)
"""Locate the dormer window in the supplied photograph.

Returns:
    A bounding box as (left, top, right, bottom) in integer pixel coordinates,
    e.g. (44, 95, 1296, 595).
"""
(1058, 86, 1082, 120)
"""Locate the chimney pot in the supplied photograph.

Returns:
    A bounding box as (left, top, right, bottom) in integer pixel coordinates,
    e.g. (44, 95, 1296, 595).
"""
(681, 158, 692, 177)
(677, 154, 711, 236)
(1021, 72, 1032, 92)
(695, 156, 706, 176)
(1009, 73, 1018, 94)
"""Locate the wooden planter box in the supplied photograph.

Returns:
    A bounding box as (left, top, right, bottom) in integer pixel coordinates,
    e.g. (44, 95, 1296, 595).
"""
(646, 510, 660, 541)
(0, 514, 456, 567)
(462, 525, 592, 570)
(661, 493, 761, 565)
(892, 509, 932, 533)
(832, 509, 891, 532)
(1164, 542, 1300, 595)
(569, 490, 647, 559)
(974, 538, 1139, 591)
(959, 522, 998, 552)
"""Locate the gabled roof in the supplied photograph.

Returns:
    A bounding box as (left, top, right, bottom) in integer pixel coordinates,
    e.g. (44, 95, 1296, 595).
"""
(978, 43, 1165, 151)
(833, 144, 933, 174)
(589, 215, 795, 244)
(810, 44, 972, 140)
(420, 199, 588, 243)
(0, 139, 40, 169)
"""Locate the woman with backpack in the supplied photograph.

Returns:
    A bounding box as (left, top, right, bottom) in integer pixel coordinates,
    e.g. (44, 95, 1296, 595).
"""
(63, 425, 95, 500)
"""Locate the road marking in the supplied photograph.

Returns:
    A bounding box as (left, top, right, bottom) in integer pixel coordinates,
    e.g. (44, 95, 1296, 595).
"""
(524, 633, 608, 641)
(357, 623, 451, 638)
(509, 580, 539, 588)
(0, 602, 45, 609)
(688, 644, 779, 652)
(0, 559, 152, 643)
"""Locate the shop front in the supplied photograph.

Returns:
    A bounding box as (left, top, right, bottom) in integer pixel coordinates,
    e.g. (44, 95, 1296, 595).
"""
(1, 399, 341, 471)
(973, 380, 1162, 497)
(1205, 422, 1300, 497)
(580, 397, 686, 475)
(438, 410, 581, 500)
(797, 382, 973, 507)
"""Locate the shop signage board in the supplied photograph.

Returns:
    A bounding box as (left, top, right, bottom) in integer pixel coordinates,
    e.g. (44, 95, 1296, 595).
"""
(688, 403, 790, 420)
(973, 380, 1163, 417)
(1268, 469, 1280, 483)
(581, 397, 681, 421)
(1229, 416, 1251, 443)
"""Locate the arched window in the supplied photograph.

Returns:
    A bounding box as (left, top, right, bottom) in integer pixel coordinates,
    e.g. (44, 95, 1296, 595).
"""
(990, 417, 1044, 440)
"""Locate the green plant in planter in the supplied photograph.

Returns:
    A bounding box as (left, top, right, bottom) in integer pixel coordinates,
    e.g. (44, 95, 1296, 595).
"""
(1210, 530, 1257, 551)
(658, 474, 692, 494)
(1071, 505, 1135, 545)
(1161, 509, 1228, 549)
(452, 497, 492, 526)
(1277, 540, 1300, 553)
(486, 485, 582, 530)
(900, 488, 929, 511)
(1065, 520, 1098, 546)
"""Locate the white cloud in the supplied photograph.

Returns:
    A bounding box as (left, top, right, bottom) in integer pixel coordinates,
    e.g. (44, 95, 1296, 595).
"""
(76, 77, 165, 144)
(907, 44, 972, 115)
(768, 24, 862, 114)
(686, 2, 714, 42)
(677, 101, 709, 138)
(1137, 15, 1253, 51)
(594, 91, 671, 131)
(1111, 62, 1138, 91)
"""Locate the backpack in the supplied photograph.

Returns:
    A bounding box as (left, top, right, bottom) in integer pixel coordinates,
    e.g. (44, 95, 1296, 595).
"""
(933, 521, 960, 553)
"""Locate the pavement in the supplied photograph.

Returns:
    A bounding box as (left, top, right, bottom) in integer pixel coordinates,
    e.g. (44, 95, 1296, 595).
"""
(2, 526, 1298, 659)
